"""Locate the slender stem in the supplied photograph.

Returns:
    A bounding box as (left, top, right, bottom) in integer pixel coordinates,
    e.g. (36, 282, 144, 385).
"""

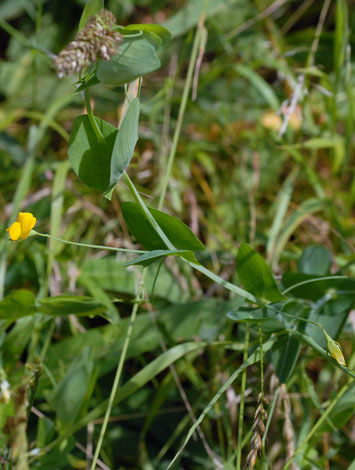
(188, 262, 257, 303)
(262, 386, 280, 448)
(258, 325, 265, 458)
(124, 172, 174, 249)
(277, 308, 328, 336)
(90, 275, 145, 470)
(125, 173, 258, 303)
(236, 324, 249, 470)
(258, 327, 264, 397)
(83, 89, 105, 141)
(281, 276, 346, 295)
(158, 21, 203, 210)
(33, 231, 145, 254)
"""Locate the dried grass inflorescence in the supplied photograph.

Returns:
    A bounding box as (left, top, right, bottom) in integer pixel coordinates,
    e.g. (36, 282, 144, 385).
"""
(54, 9, 122, 78)
(246, 392, 269, 469)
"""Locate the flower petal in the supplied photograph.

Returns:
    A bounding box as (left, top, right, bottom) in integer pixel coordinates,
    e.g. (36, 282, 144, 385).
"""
(6, 222, 21, 241)
(17, 212, 36, 239)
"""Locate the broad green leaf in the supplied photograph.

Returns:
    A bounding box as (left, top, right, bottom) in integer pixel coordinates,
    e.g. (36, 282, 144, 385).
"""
(68, 114, 117, 193)
(271, 333, 301, 383)
(97, 37, 161, 86)
(0, 289, 35, 320)
(38, 295, 107, 317)
(79, 0, 103, 31)
(123, 24, 172, 45)
(141, 31, 163, 50)
(78, 275, 119, 323)
(227, 306, 275, 324)
(227, 304, 285, 332)
(297, 245, 331, 275)
(124, 249, 196, 267)
(122, 202, 205, 252)
(236, 243, 286, 303)
(109, 98, 139, 188)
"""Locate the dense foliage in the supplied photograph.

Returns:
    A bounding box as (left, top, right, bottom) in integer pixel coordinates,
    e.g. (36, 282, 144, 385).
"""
(0, 0, 354, 469)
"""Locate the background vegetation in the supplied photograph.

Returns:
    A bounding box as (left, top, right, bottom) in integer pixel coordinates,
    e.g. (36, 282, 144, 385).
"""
(0, 0, 354, 469)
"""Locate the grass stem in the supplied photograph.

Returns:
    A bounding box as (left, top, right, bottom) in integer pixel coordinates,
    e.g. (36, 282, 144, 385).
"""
(236, 324, 250, 470)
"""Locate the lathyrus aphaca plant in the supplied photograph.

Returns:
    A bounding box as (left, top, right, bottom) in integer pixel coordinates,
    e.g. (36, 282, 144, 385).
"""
(0, 1, 354, 469)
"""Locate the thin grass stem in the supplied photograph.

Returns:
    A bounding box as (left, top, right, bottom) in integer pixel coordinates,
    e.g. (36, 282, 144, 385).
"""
(158, 19, 204, 210)
(90, 274, 145, 470)
(236, 324, 250, 470)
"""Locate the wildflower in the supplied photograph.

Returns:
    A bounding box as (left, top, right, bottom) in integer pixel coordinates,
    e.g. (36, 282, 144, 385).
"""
(54, 9, 122, 78)
(324, 330, 346, 366)
(6, 212, 36, 241)
(327, 338, 346, 366)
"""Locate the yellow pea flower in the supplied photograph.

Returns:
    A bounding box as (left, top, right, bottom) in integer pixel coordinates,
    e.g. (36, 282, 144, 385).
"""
(6, 212, 36, 241)
(324, 330, 346, 366)
(327, 339, 346, 366)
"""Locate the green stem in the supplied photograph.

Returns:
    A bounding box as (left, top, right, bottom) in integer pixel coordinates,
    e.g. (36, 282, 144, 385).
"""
(83, 89, 105, 141)
(278, 308, 329, 337)
(188, 262, 257, 303)
(158, 22, 203, 210)
(258, 325, 265, 458)
(281, 276, 346, 295)
(33, 231, 145, 254)
(236, 324, 249, 470)
(90, 274, 145, 470)
(125, 173, 258, 303)
(83, 88, 257, 304)
(124, 172, 175, 249)
(262, 386, 280, 448)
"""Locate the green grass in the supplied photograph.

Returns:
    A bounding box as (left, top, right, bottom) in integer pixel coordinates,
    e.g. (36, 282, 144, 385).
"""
(0, 0, 354, 469)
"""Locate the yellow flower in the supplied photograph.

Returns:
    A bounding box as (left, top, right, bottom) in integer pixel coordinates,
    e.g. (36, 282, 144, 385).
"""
(6, 212, 36, 241)
(324, 330, 346, 366)
(327, 339, 346, 366)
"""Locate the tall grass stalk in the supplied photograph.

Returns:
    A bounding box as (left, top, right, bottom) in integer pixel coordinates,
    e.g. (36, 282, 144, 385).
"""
(158, 17, 205, 210)
(90, 275, 145, 470)
(236, 324, 249, 470)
